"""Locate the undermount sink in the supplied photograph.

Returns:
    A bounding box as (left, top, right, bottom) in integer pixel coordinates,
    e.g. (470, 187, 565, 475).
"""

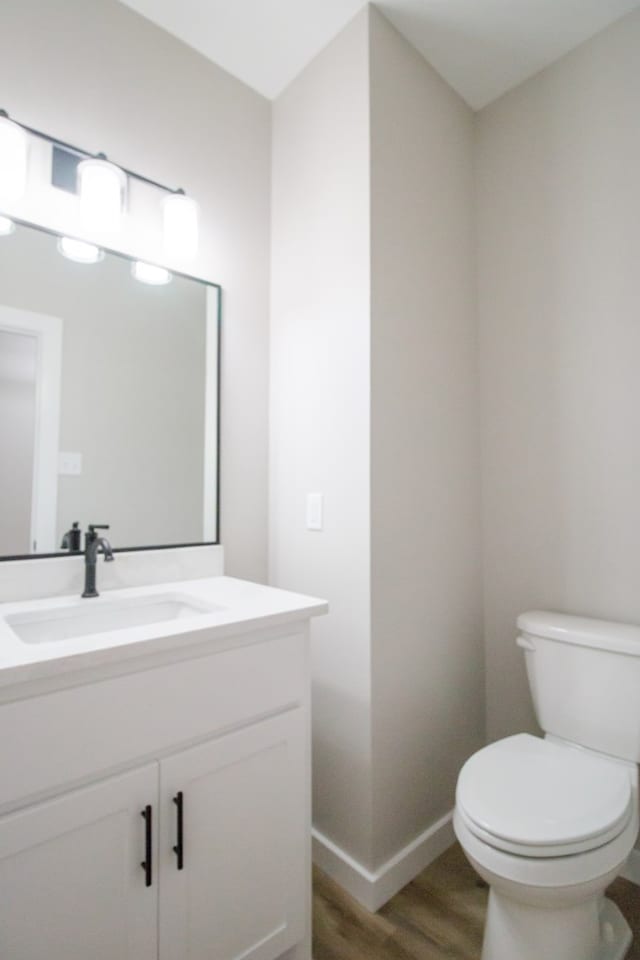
(5, 593, 221, 645)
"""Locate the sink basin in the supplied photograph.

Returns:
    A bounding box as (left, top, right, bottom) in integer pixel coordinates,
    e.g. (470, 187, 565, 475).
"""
(5, 593, 221, 645)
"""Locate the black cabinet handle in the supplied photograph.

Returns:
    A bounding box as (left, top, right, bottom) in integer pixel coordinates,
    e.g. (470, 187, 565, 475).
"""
(173, 791, 184, 870)
(141, 805, 153, 887)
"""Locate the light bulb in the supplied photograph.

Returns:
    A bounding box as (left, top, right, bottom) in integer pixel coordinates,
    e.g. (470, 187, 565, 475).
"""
(132, 261, 171, 286)
(57, 236, 104, 264)
(0, 115, 28, 202)
(77, 156, 126, 235)
(0, 215, 16, 236)
(163, 191, 198, 261)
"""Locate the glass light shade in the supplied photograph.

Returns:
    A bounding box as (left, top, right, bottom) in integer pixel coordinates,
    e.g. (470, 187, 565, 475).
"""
(77, 157, 126, 235)
(0, 116, 29, 202)
(0, 215, 16, 236)
(132, 261, 171, 286)
(163, 192, 198, 261)
(57, 236, 104, 264)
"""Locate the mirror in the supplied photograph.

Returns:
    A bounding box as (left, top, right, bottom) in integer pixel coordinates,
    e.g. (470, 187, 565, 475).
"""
(0, 220, 220, 559)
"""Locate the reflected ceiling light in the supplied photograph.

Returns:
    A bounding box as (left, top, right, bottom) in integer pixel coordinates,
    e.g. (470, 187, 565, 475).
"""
(0, 215, 16, 236)
(163, 190, 199, 261)
(0, 112, 29, 202)
(57, 236, 104, 264)
(77, 154, 126, 235)
(132, 261, 171, 286)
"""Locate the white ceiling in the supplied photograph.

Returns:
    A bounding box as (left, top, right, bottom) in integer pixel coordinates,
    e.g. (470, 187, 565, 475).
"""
(121, 0, 640, 108)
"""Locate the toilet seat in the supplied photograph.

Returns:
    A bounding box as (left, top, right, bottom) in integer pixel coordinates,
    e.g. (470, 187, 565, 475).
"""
(456, 734, 634, 857)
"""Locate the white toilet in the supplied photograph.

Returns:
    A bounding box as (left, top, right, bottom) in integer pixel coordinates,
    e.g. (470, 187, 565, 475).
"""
(454, 611, 640, 960)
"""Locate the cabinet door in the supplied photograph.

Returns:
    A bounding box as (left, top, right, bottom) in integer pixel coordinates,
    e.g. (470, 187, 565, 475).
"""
(0, 765, 158, 960)
(160, 710, 307, 960)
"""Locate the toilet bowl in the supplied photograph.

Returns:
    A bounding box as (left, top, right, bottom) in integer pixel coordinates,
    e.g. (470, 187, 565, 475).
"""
(455, 612, 640, 960)
(454, 734, 637, 960)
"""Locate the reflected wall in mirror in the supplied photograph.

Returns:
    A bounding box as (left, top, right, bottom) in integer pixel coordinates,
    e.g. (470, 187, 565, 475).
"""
(0, 220, 220, 559)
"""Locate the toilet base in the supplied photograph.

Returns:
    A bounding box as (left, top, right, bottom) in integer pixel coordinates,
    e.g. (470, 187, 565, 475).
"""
(481, 892, 632, 960)
(598, 900, 633, 960)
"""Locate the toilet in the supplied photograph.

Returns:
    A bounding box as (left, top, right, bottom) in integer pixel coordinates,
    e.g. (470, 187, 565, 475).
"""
(454, 611, 640, 960)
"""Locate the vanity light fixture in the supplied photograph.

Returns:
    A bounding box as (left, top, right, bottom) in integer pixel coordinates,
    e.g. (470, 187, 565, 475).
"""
(0, 111, 29, 202)
(132, 261, 172, 286)
(57, 236, 104, 264)
(0, 109, 201, 263)
(0, 215, 16, 236)
(163, 190, 199, 262)
(77, 155, 126, 236)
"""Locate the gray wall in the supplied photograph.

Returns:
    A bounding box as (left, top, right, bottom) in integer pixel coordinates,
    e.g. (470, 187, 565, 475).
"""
(0, 224, 206, 550)
(0, 0, 271, 579)
(369, 9, 484, 867)
(270, 9, 374, 866)
(271, 7, 485, 876)
(477, 9, 640, 744)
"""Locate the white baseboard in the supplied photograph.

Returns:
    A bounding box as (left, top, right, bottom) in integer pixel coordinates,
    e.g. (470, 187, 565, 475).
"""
(313, 817, 637, 913)
(312, 810, 455, 912)
(621, 848, 640, 886)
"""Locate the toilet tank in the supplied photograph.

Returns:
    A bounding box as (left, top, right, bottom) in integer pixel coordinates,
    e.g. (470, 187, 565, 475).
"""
(517, 611, 640, 763)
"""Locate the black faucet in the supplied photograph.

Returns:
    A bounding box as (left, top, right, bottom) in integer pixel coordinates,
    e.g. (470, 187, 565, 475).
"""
(82, 524, 114, 598)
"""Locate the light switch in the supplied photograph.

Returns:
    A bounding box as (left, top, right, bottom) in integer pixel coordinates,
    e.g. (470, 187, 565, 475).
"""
(306, 493, 323, 531)
(58, 452, 83, 476)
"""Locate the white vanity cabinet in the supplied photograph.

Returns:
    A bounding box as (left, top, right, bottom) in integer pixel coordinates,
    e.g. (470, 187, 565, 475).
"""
(0, 581, 325, 960)
(0, 708, 305, 960)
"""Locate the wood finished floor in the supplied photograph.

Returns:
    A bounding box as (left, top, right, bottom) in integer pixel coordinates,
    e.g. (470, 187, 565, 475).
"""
(313, 843, 640, 960)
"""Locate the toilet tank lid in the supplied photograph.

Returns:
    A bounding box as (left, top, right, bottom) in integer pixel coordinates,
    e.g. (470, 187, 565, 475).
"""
(518, 610, 640, 657)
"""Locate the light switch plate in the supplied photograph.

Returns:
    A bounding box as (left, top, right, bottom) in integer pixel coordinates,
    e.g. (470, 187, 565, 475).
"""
(306, 493, 323, 531)
(58, 451, 83, 476)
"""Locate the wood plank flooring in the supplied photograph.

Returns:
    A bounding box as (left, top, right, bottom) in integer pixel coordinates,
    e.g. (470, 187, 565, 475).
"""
(313, 843, 640, 960)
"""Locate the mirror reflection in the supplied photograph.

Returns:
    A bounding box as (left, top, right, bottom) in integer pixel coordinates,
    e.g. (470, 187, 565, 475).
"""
(0, 221, 219, 558)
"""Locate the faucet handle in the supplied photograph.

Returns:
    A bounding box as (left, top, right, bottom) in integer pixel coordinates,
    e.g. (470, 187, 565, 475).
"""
(86, 524, 110, 544)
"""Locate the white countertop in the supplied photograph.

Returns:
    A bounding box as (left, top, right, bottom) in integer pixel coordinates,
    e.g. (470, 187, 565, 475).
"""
(0, 576, 328, 689)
